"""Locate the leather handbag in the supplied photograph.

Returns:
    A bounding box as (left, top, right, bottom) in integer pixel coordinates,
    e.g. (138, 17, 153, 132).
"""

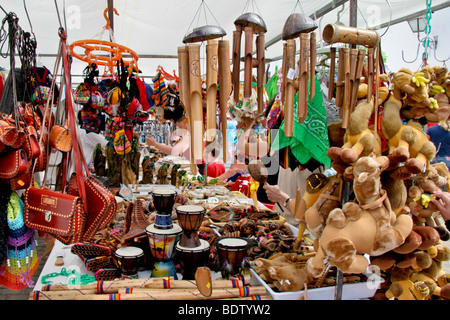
(67, 171, 117, 241)
(22, 125, 41, 160)
(24, 186, 86, 245)
(49, 124, 72, 152)
(10, 164, 33, 191)
(0, 149, 28, 179)
(0, 118, 25, 148)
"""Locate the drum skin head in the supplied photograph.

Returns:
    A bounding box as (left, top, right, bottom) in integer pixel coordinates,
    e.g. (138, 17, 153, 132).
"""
(195, 267, 213, 297)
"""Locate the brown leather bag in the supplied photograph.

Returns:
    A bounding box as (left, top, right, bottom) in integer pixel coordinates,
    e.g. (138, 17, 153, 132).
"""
(0, 118, 26, 148)
(49, 124, 72, 152)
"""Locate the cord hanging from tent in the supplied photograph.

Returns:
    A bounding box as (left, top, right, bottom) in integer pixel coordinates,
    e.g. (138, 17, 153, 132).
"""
(183, 0, 226, 44)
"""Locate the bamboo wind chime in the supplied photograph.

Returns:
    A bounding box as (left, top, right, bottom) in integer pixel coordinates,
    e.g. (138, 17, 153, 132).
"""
(178, 22, 231, 171)
(232, 12, 267, 116)
(281, 13, 318, 137)
(322, 24, 380, 129)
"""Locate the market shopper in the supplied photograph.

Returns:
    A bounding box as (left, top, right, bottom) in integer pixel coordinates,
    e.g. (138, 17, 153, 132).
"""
(146, 106, 190, 159)
(427, 117, 450, 169)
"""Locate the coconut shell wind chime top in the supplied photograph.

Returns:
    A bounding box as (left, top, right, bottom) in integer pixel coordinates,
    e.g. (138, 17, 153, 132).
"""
(280, 3, 318, 138)
(177, 1, 231, 171)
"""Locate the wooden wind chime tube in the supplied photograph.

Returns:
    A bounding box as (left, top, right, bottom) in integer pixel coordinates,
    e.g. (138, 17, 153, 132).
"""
(328, 47, 336, 101)
(188, 43, 204, 164)
(335, 48, 345, 109)
(309, 32, 317, 101)
(350, 49, 367, 111)
(367, 47, 375, 103)
(218, 40, 232, 163)
(243, 26, 254, 100)
(349, 48, 358, 111)
(177, 46, 197, 174)
(206, 40, 219, 143)
(298, 33, 310, 124)
(341, 48, 351, 129)
(256, 33, 265, 114)
(232, 26, 242, 103)
(281, 42, 288, 106)
(283, 39, 296, 138)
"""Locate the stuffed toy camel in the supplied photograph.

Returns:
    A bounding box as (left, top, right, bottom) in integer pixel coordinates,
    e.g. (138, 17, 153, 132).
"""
(327, 99, 381, 167)
(380, 93, 436, 174)
(305, 156, 413, 277)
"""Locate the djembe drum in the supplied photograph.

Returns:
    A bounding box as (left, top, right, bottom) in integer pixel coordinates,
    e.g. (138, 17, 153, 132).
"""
(145, 223, 182, 278)
(175, 205, 206, 247)
(215, 237, 250, 277)
(175, 239, 210, 280)
(151, 189, 177, 229)
(114, 246, 144, 279)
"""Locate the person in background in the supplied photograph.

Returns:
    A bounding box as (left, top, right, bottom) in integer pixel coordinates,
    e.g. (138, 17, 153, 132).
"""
(431, 191, 450, 231)
(205, 149, 225, 178)
(146, 105, 190, 159)
(427, 116, 450, 169)
(227, 114, 238, 162)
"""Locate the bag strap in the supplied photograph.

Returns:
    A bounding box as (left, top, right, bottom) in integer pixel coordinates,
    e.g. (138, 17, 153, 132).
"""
(60, 28, 88, 211)
(33, 35, 63, 186)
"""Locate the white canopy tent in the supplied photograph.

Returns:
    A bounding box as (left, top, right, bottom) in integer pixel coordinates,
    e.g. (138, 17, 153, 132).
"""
(1, 0, 449, 84)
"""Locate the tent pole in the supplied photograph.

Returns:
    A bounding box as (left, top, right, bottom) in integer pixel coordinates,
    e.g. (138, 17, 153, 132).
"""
(108, 0, 114, 40)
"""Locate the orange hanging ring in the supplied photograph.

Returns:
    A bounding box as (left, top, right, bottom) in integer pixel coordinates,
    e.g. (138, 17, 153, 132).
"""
(68, 8, 139, 74)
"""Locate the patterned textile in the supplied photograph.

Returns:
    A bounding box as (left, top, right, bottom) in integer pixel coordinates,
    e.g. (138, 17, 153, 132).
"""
(0, 192, 39, 290)
(271, 76, 331, 168)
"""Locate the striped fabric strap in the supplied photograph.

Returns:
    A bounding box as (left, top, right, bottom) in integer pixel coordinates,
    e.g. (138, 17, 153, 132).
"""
(109, 293, 121, 300)
(163, 276, 170, 289)
(239, 287, 250, 297)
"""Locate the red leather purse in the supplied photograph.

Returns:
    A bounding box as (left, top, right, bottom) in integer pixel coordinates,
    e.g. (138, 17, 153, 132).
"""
(24, 186, 86, 244)
(67, 171, 117, 240)
(0, 149, 28, 179)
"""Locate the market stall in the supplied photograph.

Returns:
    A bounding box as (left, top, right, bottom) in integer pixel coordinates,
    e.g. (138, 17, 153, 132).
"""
(0, 0, 450, 303)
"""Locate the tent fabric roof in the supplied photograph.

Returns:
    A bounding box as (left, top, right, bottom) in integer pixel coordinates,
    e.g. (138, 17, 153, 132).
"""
(1, 0, 448, 83)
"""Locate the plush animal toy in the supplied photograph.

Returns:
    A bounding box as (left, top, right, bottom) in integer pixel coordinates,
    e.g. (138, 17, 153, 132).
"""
(327, 99, 381, 167)
(251, 252, 310, 292)
(380, 93, 436, 174)
(303, 174, 342, 239)
(305, 156, 413, 277)
(384, 264, 431, 300)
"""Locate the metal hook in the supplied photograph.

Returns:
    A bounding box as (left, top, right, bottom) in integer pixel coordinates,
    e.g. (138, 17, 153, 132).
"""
(401, 34, 450, 64)
(401, 42, 420, 63)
